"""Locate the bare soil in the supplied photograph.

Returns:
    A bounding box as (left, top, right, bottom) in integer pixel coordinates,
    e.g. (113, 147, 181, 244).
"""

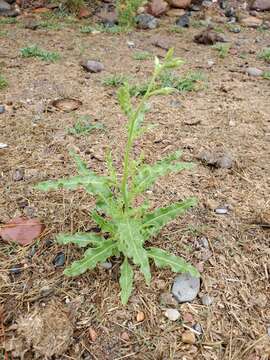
(0, 11, 270, 360)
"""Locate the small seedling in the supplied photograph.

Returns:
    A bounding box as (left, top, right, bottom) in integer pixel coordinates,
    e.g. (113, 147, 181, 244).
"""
(258, 48, 270, 63)
(103, 74, 131, 87)
(68, 116, 104, 135)
(212, 43, 231, 58)
(159, 70, 205, 92)
(132, 51, 152, 61)
(36, 49, 200, 304)
(169, 26, 185, 34)
(117, 0, 144, 28)
(0, 18, 17, 25)
(0, 75, 8, 90)
(80, 24, 125, 34)
(20, 45, 60, 62)
(0, 31, 7, 37)
(37, 20, 63, 30)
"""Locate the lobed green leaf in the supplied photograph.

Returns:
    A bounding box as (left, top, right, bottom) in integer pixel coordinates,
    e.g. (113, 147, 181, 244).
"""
(147, 247, 200, 277)
(142, 197, 197, 238)
(117, 218, 151, 284)
(120, 257, 134, 305)
(56, 232, 105, 247)
(134, 151, 193, 194)
(64, 239, 116, 276)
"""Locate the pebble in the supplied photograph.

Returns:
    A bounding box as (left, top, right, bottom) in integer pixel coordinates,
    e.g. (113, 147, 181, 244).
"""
(136, 14, 159, 29)
(170, 99, 181, 108)
(53, 252, 65, 267)
(216, 154, 233, 169)
(0, 0, 11, 11)
(100, 261, 112, 270)
(127, 41, 135, 48)
(0, 105, 5, 114)
(172, 273, 200, 303)
(10, 264, 22, 275)
(246, 67, 263, 77)
(193, 323, 203, 335)
(160, 292, 178, 306)
(215, 206, 229, 215)
(13, 168, 24, 181)
(175, 14, 190, 28)
(40, 285, 54, 297)
(80, 60, 104, 73)
(267, 326, 270, 337)
(136, 311, 145, 322)
(181, 330, 196, 344)
(164, 308, 180, 321)
(0, 143, 8, 149)
(88, 327, 98, 342)
(229, 26, 241, 33)
(201, 294, 213, 306)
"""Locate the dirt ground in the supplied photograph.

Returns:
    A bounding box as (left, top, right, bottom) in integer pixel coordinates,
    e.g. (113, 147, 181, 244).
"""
(0, 9, 270, 360)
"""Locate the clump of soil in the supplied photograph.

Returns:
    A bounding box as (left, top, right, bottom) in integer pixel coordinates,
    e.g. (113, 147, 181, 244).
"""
(16, 301, 73, 358)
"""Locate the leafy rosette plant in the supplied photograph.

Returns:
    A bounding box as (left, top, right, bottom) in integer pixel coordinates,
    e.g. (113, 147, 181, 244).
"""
(36, 49, 200, 304)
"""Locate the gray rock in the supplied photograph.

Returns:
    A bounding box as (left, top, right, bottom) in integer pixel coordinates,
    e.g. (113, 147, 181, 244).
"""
(0, 105, 5, 114)
(164, 308, 180, 321)
(229, 26, 241, 33)
(100, 261, 112, 270)
(201, 294, 213, 306)
(193, 323, 203, 335)
(175, 14, 190, 28)
(13, 168, 24, 181)
(136, 14, 159, 30)
(172, 273, 200, 303)
(246, 67, 263, 77)
(53, 252, 65, 267)
(81, 60, 104, 73)
(0, 0, 11, 11)
(160, 292, 178, 306)
(216, 154, 233, 169)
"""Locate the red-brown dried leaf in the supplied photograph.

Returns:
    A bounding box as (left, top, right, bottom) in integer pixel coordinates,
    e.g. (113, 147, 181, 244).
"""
(0, 217, 44, 246)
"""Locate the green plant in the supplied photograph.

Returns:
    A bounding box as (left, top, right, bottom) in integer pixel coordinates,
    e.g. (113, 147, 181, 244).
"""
(68, 116, 104, 135)
(36, 49, 200, 304)
(103, 74, 131, 87)
(37, 20, 63, 30)
(0, 75, 8, 90)
(212, 43, 231, 58)
(0, 30, 7, 37)
(0, 17, 17, 25)
(159, 70, 205, 92)
(262, 71, 270, 80)
(20, 45, 60, 62)
(132, 51, 152, 61)
(117, 0, 144, 28)
(80, 24, 125, 34)
(56, 0, 85, 13)
(258, 48, 270, 63)
(169, 25, 185, 34)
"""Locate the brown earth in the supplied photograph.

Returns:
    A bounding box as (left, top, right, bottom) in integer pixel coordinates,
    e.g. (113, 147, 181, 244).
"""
(0, 10, 270, 360)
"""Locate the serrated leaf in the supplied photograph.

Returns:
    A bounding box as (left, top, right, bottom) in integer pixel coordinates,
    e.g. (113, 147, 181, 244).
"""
(147, 247, 200, 277)
(142, 198, 197, 238)
(148, 87, 177, 97)
(120, 257, 134, 305)
(134, 151, 193, 194)
(117, 218, 151, 284)
(118, 84, 132, 116)
(69, 150, 91, 176)
(64, 239, 115, 276)
(56, 232, 105, 247)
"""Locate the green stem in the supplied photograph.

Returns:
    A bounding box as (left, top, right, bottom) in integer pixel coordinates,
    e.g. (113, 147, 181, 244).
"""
(121, 69, 160, 211)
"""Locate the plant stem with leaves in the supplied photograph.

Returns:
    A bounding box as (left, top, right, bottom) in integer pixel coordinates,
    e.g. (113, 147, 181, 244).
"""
(36, 49, 200, 304)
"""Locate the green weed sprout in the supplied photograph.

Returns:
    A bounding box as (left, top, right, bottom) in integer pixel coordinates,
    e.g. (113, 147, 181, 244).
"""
(36, 49, 200, 304)
(212, 43, 231, 59)
(20, 45, 60, 62)
(0, 75, 8, 90)
(258, 48, 270, 63)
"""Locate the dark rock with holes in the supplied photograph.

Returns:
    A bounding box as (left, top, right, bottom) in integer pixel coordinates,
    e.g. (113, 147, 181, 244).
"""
(136, 14, 159, 29)
(194, 28, 227, 45)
